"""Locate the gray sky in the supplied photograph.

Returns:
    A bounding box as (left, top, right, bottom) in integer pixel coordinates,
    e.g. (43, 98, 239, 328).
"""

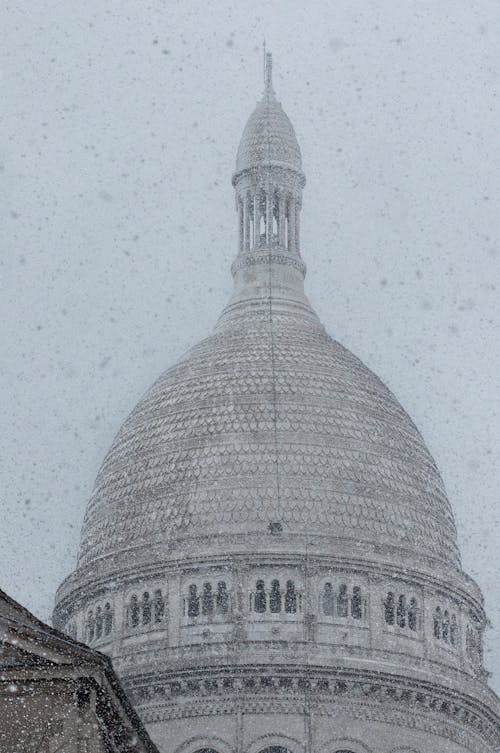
(1, 1, 499, 690)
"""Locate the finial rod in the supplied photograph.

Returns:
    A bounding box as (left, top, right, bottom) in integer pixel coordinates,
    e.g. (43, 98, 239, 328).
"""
(264, 47, 273, 93)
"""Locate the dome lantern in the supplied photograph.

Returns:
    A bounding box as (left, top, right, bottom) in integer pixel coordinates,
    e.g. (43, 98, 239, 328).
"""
(232, 51, 305, 261)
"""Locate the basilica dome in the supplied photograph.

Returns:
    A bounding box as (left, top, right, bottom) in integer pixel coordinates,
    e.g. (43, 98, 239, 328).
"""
(55, 54, 500, 753)
(78, 293, 460, 573)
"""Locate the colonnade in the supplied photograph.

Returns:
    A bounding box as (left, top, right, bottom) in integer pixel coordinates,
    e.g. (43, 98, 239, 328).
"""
(237, 189, 300, 255)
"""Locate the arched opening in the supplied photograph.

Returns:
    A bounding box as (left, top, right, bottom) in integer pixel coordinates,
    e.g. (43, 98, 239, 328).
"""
(322, 582, 334, 616)
(129, 595, 140, 627)
(95, 606, 103, 639)
(188, 584, 199, 618)
(202, 582, 214, 616)
(142, 591, 151, 625)
(272, 191, 279, 240)
(269, 580, 282, 613)
(450, 614, 458, 646)
(351, 586, 362, 619)
(337, 584, 348, 617)
(104, 602, 113, 635)
(433, 606, 442, 639)
(216, 581, 229, 614)
(86, 610, 95, 643)
(154, 589, 164, 623)
(258, 748, 293, 753)
(408, 597, 418, 631)
(255, 580, 266, 613)
(384, 591, 395, 625)
(396, 594, 406, 628)
(284, 581, 296, 613)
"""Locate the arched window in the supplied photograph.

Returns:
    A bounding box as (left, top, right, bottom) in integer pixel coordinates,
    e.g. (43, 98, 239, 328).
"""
(154, 589, 164, 623)
(130, 595, 140, 627)
(258, 748, 294, 753)
(337, 584, 348, 617)
(86, 610, 95, 643)
(408, 598, 417, 632)
(322, 582, 334, 616)
(95, 606, 103, 639)
(442, 610, 450, 643)
(269, 580, 282, 613)
(351, 586, 362, 619)
(450, 614, 458, 646)
(188, 584, 199, 618)
(202, 582, 214, 616)
(384, 592, 395, 625)
(104, 603, 113, 635)
(433, 606, 442, 639)
(285, 580, 297, 613)
(216, 581, 229, 614)
(396, 594, 406, 628)
(255, 580, 266, 613)
(142, 592, 151, 625)
(272, 191, 279, 239)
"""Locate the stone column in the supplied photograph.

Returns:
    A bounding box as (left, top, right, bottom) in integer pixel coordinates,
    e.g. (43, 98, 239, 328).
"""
(238, 199, 244, 253)
(254, 193, 260, 250)
(266, 190, 272, 245)
(288, 199, 296, 253)
(295, 205, 300, 255)
(278, 194, 286, 248)
(243, 196, 249, 251)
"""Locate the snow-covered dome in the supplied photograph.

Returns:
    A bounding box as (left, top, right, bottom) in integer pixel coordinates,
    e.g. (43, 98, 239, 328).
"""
(77, 299, 460, 573)
(234, 89, 303, 175)
(54, 54, 500, 753)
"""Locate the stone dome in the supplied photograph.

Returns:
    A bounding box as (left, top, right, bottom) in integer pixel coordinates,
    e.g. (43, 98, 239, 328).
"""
(78, 295, 460, 573)
(55, 57, 500, 753)
(235, 89, 303, 176)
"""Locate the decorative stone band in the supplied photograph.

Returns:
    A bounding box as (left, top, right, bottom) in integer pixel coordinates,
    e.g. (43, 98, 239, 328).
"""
(122, 666, 500, 749)
(230, 252, 307, 277)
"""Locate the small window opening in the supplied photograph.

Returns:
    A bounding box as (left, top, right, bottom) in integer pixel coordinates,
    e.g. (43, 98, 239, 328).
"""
(408, 598, 417, 632)
(154, 590, 164, 623)
(188, 584, 199, 618)
(397, 595, 406, 628)
(142, 592, 151, 625)
(255, 580, 266, 613)
(95, 606, 103, 639)
(351, 586, 362, 619)
(216, 581, 229, 614)
(130, 595, 140, 628)
(434, 607, 442, 639)
(337, 584, 348, 617)
(104, 603, 113, 635)
(384, 592, 395, 625)
(285, 580, 297, 613)
(202, 582, 214, 616)
(442, 610, 450, 643)
(270, 579, 282, 613)
(322, 582, 334, 616)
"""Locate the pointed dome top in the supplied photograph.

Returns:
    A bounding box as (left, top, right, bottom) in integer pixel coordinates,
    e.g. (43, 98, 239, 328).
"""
(234, 53, 303, 176)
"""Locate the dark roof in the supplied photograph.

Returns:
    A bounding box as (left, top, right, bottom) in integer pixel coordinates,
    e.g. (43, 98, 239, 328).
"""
(0, 588, 160, 753)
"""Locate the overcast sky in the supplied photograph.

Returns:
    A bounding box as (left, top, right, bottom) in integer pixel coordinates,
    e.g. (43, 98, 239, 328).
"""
(1, 0, 499, 691)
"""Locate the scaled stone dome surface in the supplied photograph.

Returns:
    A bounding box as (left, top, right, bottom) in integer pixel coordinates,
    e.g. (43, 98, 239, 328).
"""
(78, 302, 460, 572)
(235, 90, 303, 174)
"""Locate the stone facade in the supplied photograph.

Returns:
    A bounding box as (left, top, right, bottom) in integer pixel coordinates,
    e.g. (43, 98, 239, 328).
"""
(0, 588, 160, 753)
(54, 55, 500, 753)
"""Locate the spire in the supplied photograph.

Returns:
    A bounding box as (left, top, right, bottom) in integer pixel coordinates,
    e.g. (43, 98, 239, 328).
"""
(264, 49, 273, 95)
(217, 54, 315, 331)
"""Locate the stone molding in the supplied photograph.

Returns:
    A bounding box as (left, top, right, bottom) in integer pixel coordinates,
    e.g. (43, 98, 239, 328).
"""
(120, 666, 500, 749)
